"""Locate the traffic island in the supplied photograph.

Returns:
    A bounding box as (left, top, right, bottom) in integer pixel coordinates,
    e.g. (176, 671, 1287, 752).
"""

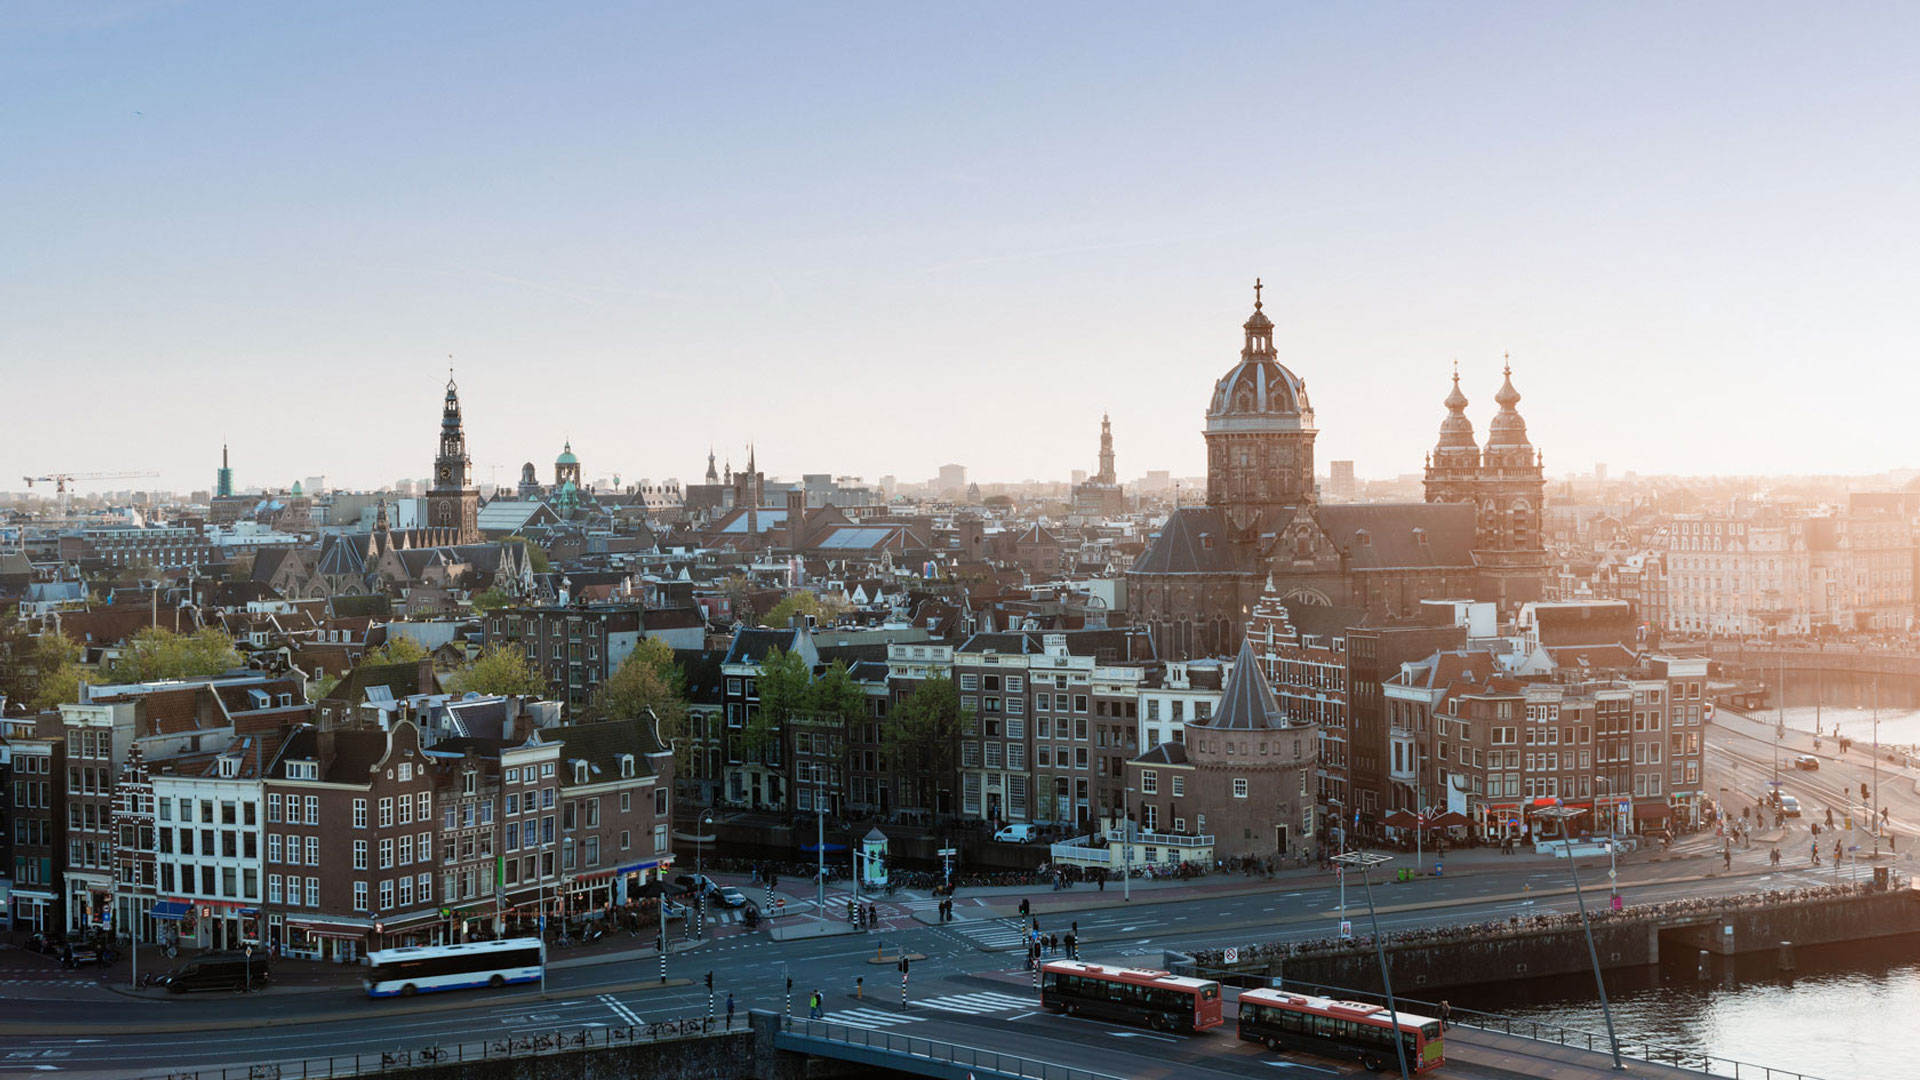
(768, 918, 864, 942)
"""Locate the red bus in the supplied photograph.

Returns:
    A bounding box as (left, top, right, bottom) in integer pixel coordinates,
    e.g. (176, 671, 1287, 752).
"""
(1237, 988, 1444, 1073)
(1040, 960, 1223, 1033)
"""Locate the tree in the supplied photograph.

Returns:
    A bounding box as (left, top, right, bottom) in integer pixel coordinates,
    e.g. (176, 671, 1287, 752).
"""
(884, 676, 968, 814)
(763, 591, 823, 628)
(0, 623, 88, 710)
(506, 536, 551, 573)
(743, 645, 811, 755)
(586, 638, 690, 768)
(449, 644, 547, 697)
(362, 636, 429, 667)
(808, 659, 870, 788)
(106, 627, 242, 685)
(471, 587, 514, 615)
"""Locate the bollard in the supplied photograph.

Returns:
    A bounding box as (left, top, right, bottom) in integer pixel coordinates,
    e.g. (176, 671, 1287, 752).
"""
(857, 976, 863, 1000)
(1777, 940, 1796, 973)
(1697, 949, 1711, 981)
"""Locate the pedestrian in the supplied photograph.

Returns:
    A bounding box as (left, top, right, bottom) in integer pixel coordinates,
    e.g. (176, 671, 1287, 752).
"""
(1723, 847, 1731, 870)
(809, 990, 822, 1019)
(726, 992, 736, 1030)
(1440, 1000, 1452, 1031)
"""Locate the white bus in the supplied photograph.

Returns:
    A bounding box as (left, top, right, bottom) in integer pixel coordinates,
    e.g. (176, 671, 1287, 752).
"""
(364, 938, 544, 997)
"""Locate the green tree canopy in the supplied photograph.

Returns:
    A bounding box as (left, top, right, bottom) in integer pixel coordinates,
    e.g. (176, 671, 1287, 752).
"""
(507, 537, 551, 573)
(449, 644, 546, 697)
(883, 675, 968, 813)
(0, 621, 88, 710)
(362, 635, 429, 667)
(743, 645, 810, 753)
(586, 637, 689, 765)
(106, 627, 242, 685)
(471, 587, 514, 614)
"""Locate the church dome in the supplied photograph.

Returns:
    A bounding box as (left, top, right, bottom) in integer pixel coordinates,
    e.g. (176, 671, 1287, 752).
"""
(1206, 281, 1313, 434)
(1485, 362, 1532, 450)
(556, 440, 579, 466)
(1434, 369, 1478, 453)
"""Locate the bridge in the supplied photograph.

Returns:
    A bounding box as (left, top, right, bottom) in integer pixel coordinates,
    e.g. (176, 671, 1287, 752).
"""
(765, 1006, 1829, 1080)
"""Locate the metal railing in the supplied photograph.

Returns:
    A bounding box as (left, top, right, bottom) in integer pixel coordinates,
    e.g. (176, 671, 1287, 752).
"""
(136, 1017, 734, 1080)
(782, 1015, 1126, 1080)
(1274, 980, 1832, 1080)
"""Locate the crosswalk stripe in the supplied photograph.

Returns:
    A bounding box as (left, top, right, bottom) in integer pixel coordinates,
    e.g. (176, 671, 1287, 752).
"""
(811, 1007, 924, 1030)
(914, 991, 1038, 1014)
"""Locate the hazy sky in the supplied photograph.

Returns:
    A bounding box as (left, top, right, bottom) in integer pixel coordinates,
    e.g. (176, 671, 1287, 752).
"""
(7, 2, 1920, 495)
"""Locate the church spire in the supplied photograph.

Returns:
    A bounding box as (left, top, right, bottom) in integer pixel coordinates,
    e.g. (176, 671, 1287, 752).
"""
(1485, 353, 1532, 455)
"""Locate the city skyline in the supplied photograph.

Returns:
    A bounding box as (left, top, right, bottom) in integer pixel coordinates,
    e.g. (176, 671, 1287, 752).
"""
(10, 4, 1920, 490)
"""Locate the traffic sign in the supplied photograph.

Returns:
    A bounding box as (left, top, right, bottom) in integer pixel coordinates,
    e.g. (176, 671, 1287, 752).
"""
(1340, 920, 1353, 939)
(1223, 947, 1239, 963)
(776, 898, 787, 909)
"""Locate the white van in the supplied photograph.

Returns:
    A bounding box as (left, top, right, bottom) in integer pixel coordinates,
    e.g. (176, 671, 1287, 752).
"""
(994, 824, 1039, 843)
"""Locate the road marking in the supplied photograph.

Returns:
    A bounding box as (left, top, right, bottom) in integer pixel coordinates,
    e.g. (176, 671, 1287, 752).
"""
(597, 995, 643, 1028)
(809, 1007, 924, 1030)
(1109, 1031, 1180, 1043)
(1006, 1011, 1036, 1021)
(914, 991, 1039, 1015)
(1264, 1061, 1337, 1073)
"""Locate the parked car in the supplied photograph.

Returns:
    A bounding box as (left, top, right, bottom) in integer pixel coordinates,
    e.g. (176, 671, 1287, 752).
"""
(994, 824, 1039, 843)
(715, 887, 749, 909)
(156, 951, 270, 993)
(674, 873, 720, 896)
(1779, 794, 1803, 817)
(1794, 755, 1820, 770)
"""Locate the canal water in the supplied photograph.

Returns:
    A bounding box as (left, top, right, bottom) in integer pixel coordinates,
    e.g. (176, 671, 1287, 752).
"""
(1751, 667, 1920, 751)
(1458, 931, 1920, 1078)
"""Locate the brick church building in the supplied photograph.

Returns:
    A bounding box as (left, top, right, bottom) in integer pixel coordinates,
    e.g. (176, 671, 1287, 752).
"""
(1129, 283, 1549, 660)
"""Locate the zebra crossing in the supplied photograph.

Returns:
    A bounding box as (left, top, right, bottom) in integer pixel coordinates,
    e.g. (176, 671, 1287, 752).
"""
(809, 990, 1038, 1030)
(948, 918, 1029, 950)
(914, 990, 1039, 1015)
(808, 1006, 925, 1030)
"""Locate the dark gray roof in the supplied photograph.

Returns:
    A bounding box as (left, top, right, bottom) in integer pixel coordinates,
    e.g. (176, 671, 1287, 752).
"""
(1282, 599, 1370, 640)
(1130, 508, 1241, 575)
(724, 627, 803, 665)
(1134, 742, 1190, 766)
(1315, 503, 1476, 570)
(1204, 638, 1288, 731)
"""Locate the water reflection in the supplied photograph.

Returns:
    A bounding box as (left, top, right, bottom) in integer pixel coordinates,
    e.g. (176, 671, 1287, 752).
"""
(1458, 932, 1920, 1077)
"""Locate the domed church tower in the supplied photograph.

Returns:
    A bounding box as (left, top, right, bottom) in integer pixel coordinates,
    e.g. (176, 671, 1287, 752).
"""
(1422, 363, 1480, 505)
(1474, 359, 1546, 609)
(1205, 280, 1317, 535)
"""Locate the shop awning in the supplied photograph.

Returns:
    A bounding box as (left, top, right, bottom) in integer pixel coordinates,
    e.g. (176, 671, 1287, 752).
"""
(1635, 802, 1673, 821)
(1382, 809, 1418, 828)
(152, 901, 192, 921)
(1429, 811, 1471, 828)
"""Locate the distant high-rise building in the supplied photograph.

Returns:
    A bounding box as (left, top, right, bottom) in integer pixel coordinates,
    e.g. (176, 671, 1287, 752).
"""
(1594, 463, 1608, 484)
(1071, 469, 1087, 486)
(938, 464, 967, 494)
(216, 444, 233, 498)
(1329, 460, 1356, 498)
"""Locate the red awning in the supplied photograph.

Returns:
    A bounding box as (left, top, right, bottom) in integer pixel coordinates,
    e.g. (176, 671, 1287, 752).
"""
(1383, 809, 1419, 828)
(1634, 802, 1673, 821)
(1429, 811, 1470, 828)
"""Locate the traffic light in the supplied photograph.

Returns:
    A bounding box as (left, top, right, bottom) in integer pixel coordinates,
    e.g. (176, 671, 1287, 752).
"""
(786, 976, 793, 993)
(705, 971, 714, 991)
(1862, 783, 1871, 801)
(898, 956, 910, 974)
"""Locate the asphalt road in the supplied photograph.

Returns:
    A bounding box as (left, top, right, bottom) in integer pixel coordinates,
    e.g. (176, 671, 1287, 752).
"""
(4, 855, 1842, 1080)
(10, 715, 1887, 1079)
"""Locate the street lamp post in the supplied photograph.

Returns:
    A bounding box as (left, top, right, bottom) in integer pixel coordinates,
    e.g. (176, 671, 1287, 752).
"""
(816, 781, 827, 924)
(1330, 851, 1409, 1080)
(696, 810, 715, 940)
(1533, 805, 1624, 1071)
(1120, 786, 1134, 902)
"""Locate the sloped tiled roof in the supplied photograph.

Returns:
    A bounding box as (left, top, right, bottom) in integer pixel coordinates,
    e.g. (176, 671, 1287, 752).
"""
(1130, 508, 1240, 575)
(1315, 504, 1475, 570)
(1133, 741, 1190, 766)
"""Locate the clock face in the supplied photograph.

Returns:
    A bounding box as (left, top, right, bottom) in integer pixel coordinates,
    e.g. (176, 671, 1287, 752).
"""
(439, 467, 451, 482)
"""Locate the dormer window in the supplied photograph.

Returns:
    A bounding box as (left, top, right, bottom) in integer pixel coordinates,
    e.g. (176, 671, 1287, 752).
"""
(574, 761, 588, 785)
(619, 754, 635, 778)
(218, 757, 239, 779)
(287, 760, 319, 781)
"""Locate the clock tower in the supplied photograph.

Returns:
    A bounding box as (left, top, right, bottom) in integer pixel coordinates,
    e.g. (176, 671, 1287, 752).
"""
(426, 375, 481, 544)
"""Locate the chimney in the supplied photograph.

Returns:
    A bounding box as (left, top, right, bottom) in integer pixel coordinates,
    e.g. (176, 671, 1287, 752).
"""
(785, 489, 806, 548)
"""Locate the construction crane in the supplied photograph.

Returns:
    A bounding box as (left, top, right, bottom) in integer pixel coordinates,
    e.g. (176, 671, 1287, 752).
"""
(23, 470, 162, 516)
